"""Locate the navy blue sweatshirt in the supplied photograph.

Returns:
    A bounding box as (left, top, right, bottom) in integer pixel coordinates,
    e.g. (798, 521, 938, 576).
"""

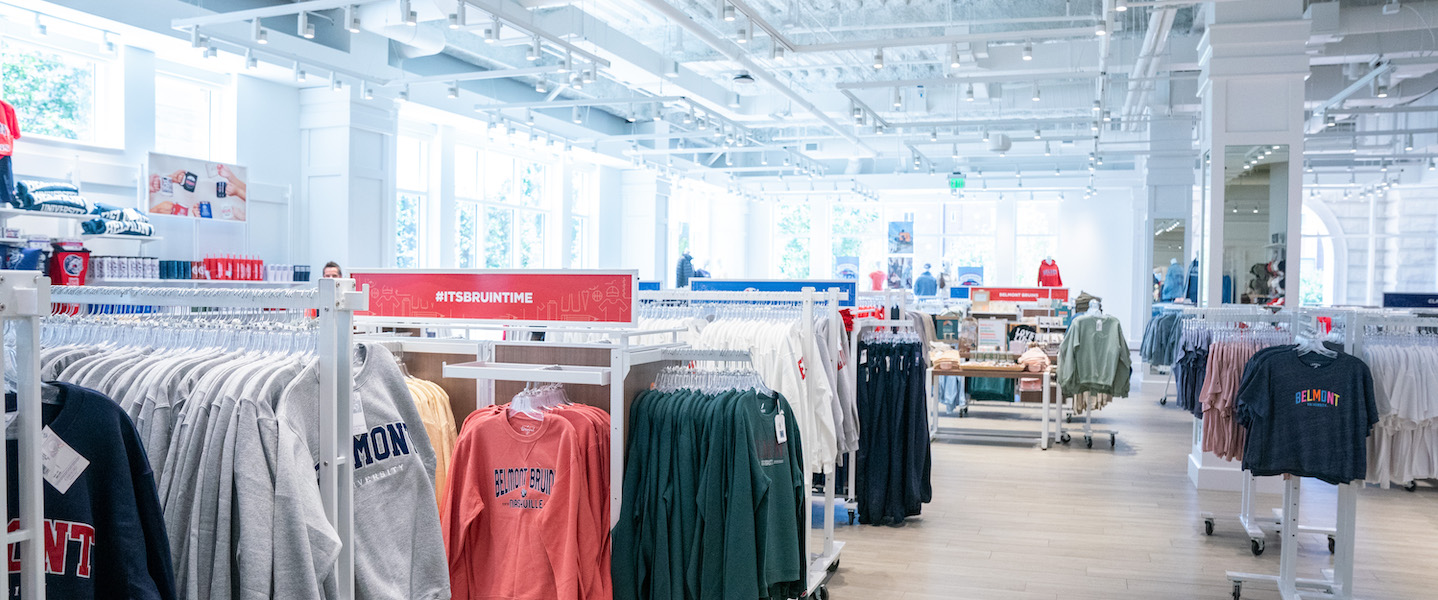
(6, 382, 176, 600)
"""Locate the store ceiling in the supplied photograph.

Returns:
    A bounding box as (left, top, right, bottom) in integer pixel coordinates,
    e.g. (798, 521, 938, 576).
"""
(42, 0, 1438, 195)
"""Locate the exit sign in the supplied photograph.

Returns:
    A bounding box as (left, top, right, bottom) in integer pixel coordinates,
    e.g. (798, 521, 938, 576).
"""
(948, 176, 965, 189)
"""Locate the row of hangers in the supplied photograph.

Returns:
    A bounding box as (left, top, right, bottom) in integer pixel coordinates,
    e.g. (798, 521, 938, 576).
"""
(40, 313, 317, 355)
(507, 382, 571, 421)
(653, 365, 773, 395)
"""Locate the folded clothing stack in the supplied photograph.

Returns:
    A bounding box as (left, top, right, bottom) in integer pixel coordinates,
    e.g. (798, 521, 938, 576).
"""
(14, 180, 93, 214)
(83, 202, 154, 237)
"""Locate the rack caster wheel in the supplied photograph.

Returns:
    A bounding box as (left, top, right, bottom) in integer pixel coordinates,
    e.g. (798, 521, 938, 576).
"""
(1160, 397, 1168, 405)
(814, 585, 830, 600)
(959, 408, 968, 418)
(1060, 433, 1071, 444)
(1232, 582, 1242, 600)
(1110, 433, 1117, 448)
(1066, 414, 1073, 423)
(847, 509, 856, 523)
(1328, 535, 1335, 554)
(1085, 435, 1094, 448)
(1250, 539, 1265, 556)
(1404, 481, 1418, 492)
(828, 559, 840, 573)
(1204, 518, 1215, 536)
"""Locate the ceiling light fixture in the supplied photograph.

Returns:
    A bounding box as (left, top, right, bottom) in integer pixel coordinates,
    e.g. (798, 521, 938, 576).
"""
(1092, 100, 1101, 112)
(448, 8, 464, 29)
(1325, 114, 1336, 128)
(723, 3, 736, 21)
(572, 106, 583, 124)
(1032, 84, 1041, 102)
(400, 0, 417, 25)
(1350, 138, 1358, 154)
(583, 67, 596, 84)
(893, 87, 903, 110)
(33, 14, 46, 36)
(1033, 127, 1041, 140)
(362, 84, 373, 100)
(191, 28, 204, 48)
(965, 83, 975, 102)
(346, 5, 361, 33)
(952, 144, 959, 160)
(252, 19, 268, 44)
(299, 11, 315, 38)
(1304, 161, 1313, 173)
(772, 44, 786, 61)
(982, 130, 990, 142)
(930, 128, 939, 142)
(949, 43, 962, 68)
(683, 111, 694, 124)
(1404, 134, 1415, 151)
(1115, 0, 1128, 12)
(570, 73, 583, 90)
(485, 17, 500, 43)
(873, 48, 884, 69)
(1102, 110, 1112, 123)
(204, 44, 217, 59)
(1091, 121, 1100, 132)
(526, 36, 540, 61)
(875, 124, 886, 136)
(1022, 41, 1033, 61)
(1044, 141, 1052, 156)
(1095, 22, 1107, 36)
(736, 21, 750, 44)
(294, 64, 307, 82)
(330, 75, 342, 90)
(1430, 159, 1436, 171)
(244, 49, 258, 69)
(559, 51, 572, 74)
(535, 78, 547, 93)
(447, 80, 460, 98)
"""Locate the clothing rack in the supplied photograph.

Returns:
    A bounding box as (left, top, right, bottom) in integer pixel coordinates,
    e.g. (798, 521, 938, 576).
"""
(426, 287, 848, 600)
(2, 271, 50, 600)
(848, 315, 923, 503)
(1225, 310, 1371, 600)
(47, 279, 370, 600)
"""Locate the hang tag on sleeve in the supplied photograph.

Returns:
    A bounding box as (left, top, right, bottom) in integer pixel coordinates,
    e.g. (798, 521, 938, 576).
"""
(351, 393, 368, 436)
(775, 415, 787, 443)
(41, 427, 89, 494)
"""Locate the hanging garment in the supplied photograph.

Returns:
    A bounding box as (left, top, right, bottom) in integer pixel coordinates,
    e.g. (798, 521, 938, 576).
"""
(443, 398, 611, 600)
(1185, 259, 1201, 303)
(1037, 259, 1063, 287)
(854, 339, 932, 525)
(407, 377, 458, 507)
(612, 385, 805, 600)
(1236, 347, 1378, 485)
(5, 383, 177, 600)
(1058, 312, 1131, 400)
(914, 271, 938, 296)
(1359, 340, 1438, 486)
(1160, 261, 1187, 302)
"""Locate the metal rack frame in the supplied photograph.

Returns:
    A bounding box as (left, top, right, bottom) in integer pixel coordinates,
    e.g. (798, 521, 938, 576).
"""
(48, 279, 369, 600)
(2, 271, 50, 600)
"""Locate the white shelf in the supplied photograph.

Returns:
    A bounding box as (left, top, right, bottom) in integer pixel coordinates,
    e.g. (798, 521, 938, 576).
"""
(81, 234, 163, 243)
(88, 278, 309, 286)
(0, 208, 91, 221)
(442, 361, 612, 385)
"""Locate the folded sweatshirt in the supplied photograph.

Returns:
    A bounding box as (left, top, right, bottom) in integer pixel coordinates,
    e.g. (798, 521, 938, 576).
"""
(84, 218, 155, 237)
(15, 179, 79, 207)
(30, 191, 93, 214)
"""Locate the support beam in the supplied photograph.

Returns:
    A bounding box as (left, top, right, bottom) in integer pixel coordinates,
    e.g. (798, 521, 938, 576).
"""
(391, 65, 563, 85)
(1308, 60, 1390, 131)
(172, 0, 388, 28)
(471, 95, 686, 110)
(838, 70, 1103, 90)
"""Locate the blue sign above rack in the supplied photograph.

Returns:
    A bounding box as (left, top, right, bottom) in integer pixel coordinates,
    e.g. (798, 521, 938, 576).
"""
(689, 279, 857, 307)
(1383, 292, 1438, 308)
(638, 281, 662, 291)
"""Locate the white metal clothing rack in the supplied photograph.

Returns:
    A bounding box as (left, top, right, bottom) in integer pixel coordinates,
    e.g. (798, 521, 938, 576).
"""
(2, 271, 50, 600)
(423, 287, 848, 599)
(48, 279, 369, 600)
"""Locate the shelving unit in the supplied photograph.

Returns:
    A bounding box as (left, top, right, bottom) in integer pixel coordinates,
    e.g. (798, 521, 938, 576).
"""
(0, 207, 92, 221)
(81, 234, 163, 243)
(88, 277, 307, 286)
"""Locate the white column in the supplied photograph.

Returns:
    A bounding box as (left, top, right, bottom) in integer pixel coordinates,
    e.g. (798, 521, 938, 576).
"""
(298, 89, 398, 271)
(1190, 0, 1310, 491)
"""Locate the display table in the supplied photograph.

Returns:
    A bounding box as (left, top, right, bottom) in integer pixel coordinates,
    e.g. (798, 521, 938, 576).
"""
(927, 365, 1060, 449)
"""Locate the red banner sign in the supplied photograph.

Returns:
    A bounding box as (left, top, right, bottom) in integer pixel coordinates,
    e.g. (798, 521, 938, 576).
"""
(350, 270, 637, 326)
(970, 287, 1070, 303)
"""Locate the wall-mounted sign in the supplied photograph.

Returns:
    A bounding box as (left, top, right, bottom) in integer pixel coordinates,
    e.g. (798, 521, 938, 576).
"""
(888, 221, 914, 254)
(970, 287, 1070, 303)
(689, 278, 857, 307)
(948, 175, 966, 189)
(349, 269, 637, 326)
(146, 152, 248, 221)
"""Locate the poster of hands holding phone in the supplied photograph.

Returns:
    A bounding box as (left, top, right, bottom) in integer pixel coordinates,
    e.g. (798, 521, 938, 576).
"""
(146, 152, 247, 222)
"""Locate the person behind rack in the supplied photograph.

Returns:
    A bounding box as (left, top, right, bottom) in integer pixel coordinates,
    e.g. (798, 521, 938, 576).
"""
(914, 264, 938, 296)
(323, 261, 342, 278)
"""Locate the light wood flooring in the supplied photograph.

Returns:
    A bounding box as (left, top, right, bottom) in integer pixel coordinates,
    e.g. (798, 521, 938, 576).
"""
(822, 387, 1438, 600)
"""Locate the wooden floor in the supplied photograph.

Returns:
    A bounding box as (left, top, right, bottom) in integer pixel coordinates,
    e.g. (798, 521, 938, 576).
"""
(823, 386, 1438, 600)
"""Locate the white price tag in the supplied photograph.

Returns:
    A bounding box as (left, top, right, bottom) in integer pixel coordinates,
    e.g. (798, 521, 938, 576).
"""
(774, 415, 787, 444)
(41, 426, 89, 494)
(351, 392, 368, 436)
(4, 411, 15, 429)
(1095, 318, 1104, 332)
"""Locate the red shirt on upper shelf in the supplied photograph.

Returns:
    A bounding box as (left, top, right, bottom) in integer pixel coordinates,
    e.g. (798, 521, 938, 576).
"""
(0, 99, 21, 156)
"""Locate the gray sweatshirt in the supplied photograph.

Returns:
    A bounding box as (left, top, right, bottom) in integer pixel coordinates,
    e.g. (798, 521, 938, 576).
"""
(276, 343, 450, 600)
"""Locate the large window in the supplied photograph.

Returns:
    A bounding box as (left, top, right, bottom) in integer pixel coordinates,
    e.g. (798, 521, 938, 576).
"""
(1300, 204, 1336, 306)
(0, 37, 101, 143)
(943, 202, 997, 282)
(455, 145, 555, 268)
(776, 203, 811, 278)
(154, 73, 222, 160)
(395, 134, 429, 268)
(1015, 200, 1059, 285)
(832, 204, 883, 277)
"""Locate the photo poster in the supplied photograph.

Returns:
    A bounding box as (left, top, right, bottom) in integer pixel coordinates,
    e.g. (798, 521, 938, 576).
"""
(887, 257, 913, 289)
(834, 256, 860, 280)
(146, 152, 248, 222)
(955, 266, 984, 286)
(888, 221, 914, 254)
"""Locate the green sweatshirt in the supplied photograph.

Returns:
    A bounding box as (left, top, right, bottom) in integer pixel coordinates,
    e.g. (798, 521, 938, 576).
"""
(1058, 313, 1132, 397)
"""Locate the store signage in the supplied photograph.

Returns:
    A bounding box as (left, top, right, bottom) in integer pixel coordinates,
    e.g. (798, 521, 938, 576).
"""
(949, 287, 971, 299)
(970, 287, 1070, 303)
(689, 278, 856, 307)
(1382, 292, 1438, 308)
(638, 281, 662, 291)
(146, 152, 248, 222)
(948, 175, 966, 189)
(349, 269, 637, 326)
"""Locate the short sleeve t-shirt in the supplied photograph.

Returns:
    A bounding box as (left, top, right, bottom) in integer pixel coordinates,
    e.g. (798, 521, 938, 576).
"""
(1237, 349, 1378, 485)
(0, 100, 20, 156)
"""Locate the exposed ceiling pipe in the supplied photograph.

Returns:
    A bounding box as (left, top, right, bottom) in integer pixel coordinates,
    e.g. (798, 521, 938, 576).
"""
(1124, 6, 1177, 130)
(356, 0, 449, 58)
(634, 0, 876, 156)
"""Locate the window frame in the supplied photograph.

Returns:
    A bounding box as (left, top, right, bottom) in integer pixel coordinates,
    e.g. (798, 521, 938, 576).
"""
(0, 27, 123, 148)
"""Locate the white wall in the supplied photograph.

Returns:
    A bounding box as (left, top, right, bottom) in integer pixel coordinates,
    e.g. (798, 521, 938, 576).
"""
(1058, 188, 1141, 340)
